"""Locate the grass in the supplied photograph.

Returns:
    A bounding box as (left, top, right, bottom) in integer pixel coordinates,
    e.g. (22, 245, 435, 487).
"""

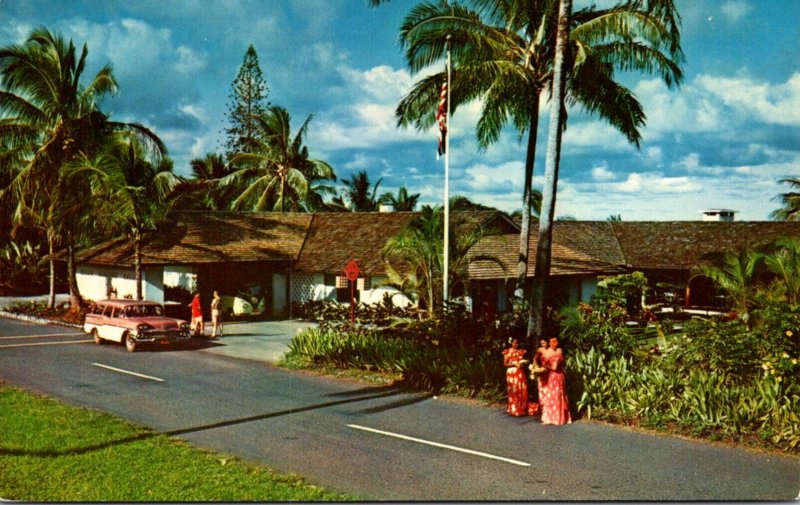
(0, 382, 356, 501)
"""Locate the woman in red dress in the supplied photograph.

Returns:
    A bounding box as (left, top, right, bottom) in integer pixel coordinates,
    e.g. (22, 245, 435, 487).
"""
(527, 339, 548, 416)
(502, 339, 529, 416)
(539, 337, 572, 425)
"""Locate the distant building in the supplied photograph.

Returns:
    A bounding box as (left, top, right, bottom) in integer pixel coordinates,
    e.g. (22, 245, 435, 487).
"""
(701, 209, 737, 222)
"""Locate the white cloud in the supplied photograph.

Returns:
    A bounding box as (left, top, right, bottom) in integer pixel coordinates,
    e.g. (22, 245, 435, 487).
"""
(591, 164, 616, 182)
(605, 172, 700, 194)
(462, 161, 525, 191)
(175, 45, 206, 75)
(634, 72, 800, 142)
(720, 0, 754, 23)
(179, 103, 207, 123)
(697, 73, 800, 126)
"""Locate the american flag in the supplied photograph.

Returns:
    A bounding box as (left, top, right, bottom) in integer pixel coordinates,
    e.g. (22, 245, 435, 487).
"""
(436, 80, 447, 158)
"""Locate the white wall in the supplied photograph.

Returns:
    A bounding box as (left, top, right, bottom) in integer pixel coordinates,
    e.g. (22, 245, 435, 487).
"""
(76, 265, 138, 301)
(164, 266, 196, 291)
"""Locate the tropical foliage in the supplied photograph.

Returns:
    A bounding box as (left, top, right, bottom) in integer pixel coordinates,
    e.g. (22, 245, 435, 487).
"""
(66, 133, 175, 299)
(334, 170, 383, 212)
(0, 27, 165, 308)
(393, 0, 684, 320)
(379, 185, 420, 212)
(771, 177, 800, 221)
(221, 106, 336, 212)
(382, 205, 501, 315)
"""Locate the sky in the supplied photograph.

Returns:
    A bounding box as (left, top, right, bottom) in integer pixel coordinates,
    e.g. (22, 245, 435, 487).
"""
(1, 0, 798, 221)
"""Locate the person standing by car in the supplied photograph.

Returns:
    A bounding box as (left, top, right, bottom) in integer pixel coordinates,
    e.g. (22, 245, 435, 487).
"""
(189, 293, 204, 337)
(210, 290, 223, 338)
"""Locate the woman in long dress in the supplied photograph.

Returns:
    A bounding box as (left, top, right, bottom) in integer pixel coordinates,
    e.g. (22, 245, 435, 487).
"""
(502, 338, 528, 416)
(539, 337, 572, 425)
(527, 339, 548, 416)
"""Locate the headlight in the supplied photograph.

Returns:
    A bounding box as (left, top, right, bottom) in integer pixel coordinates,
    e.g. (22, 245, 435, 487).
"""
(136, 323, 153, 332)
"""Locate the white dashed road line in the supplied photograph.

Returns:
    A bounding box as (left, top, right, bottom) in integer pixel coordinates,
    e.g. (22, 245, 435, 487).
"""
(0, 333, 81, 340)
(347, 424, 530, 467)
(0, 340, 92, 348)
(92, 363, 165, 382)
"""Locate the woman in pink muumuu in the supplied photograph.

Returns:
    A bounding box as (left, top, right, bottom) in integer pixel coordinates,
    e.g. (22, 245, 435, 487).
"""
(539, 337, 572, 425)
(502, 338, 529, 416)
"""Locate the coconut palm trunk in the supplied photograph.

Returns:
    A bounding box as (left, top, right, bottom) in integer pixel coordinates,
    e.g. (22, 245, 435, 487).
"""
(515, 96, 541, 298)
(66, 242, 83, 309)
(528, 0, 572, 343)
(47, 233, 56, 310)
(134, 228, 143, 300)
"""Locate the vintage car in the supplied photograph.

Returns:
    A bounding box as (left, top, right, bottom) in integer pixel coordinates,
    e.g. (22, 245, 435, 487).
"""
(219, 284, 266, 316)
(84, 299, 191, 352)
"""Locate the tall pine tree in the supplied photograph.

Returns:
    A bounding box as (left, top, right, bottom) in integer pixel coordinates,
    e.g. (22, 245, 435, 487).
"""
(223, 45, 270, 159)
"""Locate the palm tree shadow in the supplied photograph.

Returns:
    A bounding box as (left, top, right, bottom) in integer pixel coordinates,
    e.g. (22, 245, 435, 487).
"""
(326, 383, 433, 414)
(1, 386, 411, 458)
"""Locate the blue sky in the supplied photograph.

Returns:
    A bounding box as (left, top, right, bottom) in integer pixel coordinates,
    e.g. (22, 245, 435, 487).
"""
(2, 0, 798, 220)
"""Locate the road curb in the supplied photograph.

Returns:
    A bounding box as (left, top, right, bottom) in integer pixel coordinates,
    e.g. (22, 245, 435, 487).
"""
(0, 310, 82, 329)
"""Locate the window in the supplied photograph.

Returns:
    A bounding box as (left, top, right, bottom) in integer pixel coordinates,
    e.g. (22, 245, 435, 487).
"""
(324, 273, 336, 287)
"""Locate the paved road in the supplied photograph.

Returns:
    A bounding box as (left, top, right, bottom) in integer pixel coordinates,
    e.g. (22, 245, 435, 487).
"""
(0, 316, 798, 501)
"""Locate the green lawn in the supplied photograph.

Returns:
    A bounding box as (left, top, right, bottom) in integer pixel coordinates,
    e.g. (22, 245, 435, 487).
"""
(0, 382, 355, 501)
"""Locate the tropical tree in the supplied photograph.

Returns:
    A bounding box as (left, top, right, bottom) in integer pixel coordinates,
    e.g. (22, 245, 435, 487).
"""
(763, 237, 800, 306)
(337, 170, 383, 212)
(223, 44, 270, 159)
(379, 185, 421, 211)
(449, 194, 497, 212)
(696, 250, 763, 327)
(67, 133, 173, 300)
(221, 106, 336, 212)
(0, 27, 165, 308)
(393, 0, 683, 338)
(771, 177, 800, 221)
(383, 205, 501, 316)
(168, 153, 238, 210)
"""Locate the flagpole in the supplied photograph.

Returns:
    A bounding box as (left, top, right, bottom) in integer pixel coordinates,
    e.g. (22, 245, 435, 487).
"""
(443, 35, 451, 305)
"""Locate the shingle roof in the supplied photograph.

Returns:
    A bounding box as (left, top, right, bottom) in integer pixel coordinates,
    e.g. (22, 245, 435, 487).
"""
(70, 211, 800, 279)
(292, 210, 520, 275)
(610, 221, 800, 269)
(468, 221, 628, 279)
(292, 212, 418, 275)
(74, 211, 313, 266)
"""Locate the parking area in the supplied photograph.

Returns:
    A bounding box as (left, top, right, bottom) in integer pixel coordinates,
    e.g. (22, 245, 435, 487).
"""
(0, 295, 316, 364)
(189, 319, 317, 363)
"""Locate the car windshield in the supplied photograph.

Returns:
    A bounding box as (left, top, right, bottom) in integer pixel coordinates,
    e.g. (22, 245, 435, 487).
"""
(123, 305, 164, 317)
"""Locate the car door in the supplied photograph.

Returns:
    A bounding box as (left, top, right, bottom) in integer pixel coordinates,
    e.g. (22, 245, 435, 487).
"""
(100, 306, 126, 343)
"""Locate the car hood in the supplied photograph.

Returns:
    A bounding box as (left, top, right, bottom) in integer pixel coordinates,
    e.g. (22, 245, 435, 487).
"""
(134, 317, 184, 329)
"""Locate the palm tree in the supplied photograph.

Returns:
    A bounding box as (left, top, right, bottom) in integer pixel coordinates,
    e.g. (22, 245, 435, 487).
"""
(771, 177, 800, 221)
(68, 133, 174, 300)
(529, 0, 573, 340)
(696, 250, 763, 327)
(168, 153, 237, 210)
(0, 27, 164, 308)
(383, 205, 501, 316)
(221, 106, 336, 212)
(338, 170, 383, 211)
(394, 0, 683, 334)
(379, 185, 421, 211)
(763, 237, 800, 306)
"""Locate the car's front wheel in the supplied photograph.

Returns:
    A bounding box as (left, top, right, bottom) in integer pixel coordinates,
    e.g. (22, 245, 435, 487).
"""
(124, 333, 137, 353)
(91, 328, 103, 345)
